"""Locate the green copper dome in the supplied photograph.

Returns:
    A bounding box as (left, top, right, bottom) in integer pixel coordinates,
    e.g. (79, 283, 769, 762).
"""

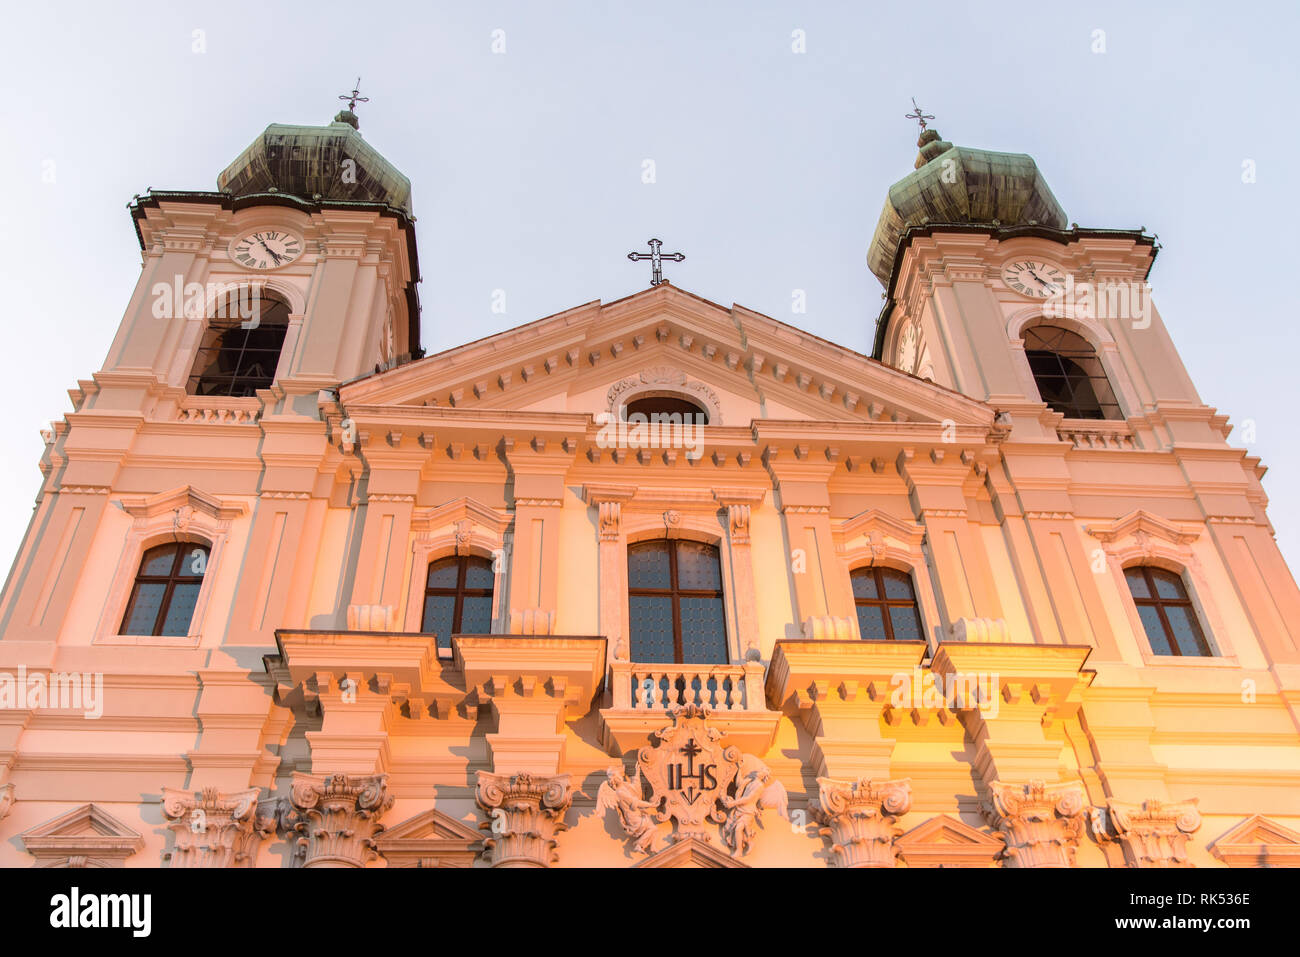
(217, 110, 413, 215)
(867, 128, 1067, 285)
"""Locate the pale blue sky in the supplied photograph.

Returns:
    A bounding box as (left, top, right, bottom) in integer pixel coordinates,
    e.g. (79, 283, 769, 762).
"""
(2, 1, 1298, 583)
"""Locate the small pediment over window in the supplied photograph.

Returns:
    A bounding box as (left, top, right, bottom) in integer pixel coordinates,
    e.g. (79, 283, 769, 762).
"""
(895, 814, 1004, 868)
(373, 808, 482, 868)
(21, 803, 144, 868)
(1086, 510, 1199, 548)
(633, 836, 749, 868)
(116, 485, 247, 523)
(1210, 814, 1300, 868)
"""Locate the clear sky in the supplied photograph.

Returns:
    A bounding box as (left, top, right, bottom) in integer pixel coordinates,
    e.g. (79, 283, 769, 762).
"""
(2, 1, 1298, 581)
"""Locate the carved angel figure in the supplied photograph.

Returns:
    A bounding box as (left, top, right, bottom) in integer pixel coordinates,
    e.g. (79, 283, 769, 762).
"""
(721, 755, 788, 855)
(595, 764, 661, 854)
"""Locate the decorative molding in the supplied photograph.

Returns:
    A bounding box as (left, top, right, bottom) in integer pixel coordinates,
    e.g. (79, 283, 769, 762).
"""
(1094, 797, 1201, 868)
(725, 504, 751, 544)
(286, 773, 394, 868)
(0, 782, 13, 822)
(812, 777, 912, 868)
(1087, 509, 1200, 552)
(508, 607, 555, 635)
(161, 786, 273, 868)
(476, 771, 572, 867)
(802, 615, 860, 640)
(20, 803, 144, 868)
(946, 617, 1011, 643)
(983, 780, 1085, 868)
(606, 366, 723, 425)
(346, 604, 399, 631)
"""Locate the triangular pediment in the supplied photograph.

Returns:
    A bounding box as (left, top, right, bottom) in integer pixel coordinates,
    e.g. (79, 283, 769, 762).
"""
(341, 284, 993, 431)
(21, 803, 144, 867)
(895, 814, 1003, 867)
(373, 808, 482, 867)
(1086, 509, 1200, 547)
(1210, 814, 1300, 868)
(634, 836, 749, 868)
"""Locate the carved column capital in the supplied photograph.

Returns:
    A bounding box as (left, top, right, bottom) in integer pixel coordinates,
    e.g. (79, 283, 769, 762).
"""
(1098, 797, 1201, 868)
(983, 779, 1085, 868)
(811, 777, 912, 867)
(475, 770, 572, 867)
(286, 772, 394, 868)
(161, 786, 273, 868)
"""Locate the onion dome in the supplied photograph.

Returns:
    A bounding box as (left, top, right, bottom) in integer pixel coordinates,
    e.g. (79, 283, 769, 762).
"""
(867, 127, 1067, 285)
(217, 108, 412, 215)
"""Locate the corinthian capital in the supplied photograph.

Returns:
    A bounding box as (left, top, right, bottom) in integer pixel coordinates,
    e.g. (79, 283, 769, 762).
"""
(983, 779, 1085, 868)
(811, 777, 912, 867)
(475, 771, 572, 867)
(162, 786, 272, 868)
(287, 772, 394, 868)
(1101, 798, 1201, 868)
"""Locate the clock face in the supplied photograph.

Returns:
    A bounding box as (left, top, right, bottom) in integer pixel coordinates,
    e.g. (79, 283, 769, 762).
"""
(897, 322, 919, 374)
(231, 230, 302, 270)
(1001, 259, 1067, 298)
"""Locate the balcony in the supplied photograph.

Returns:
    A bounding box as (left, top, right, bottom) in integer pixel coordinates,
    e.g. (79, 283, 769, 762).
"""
(599, 658, 779, 755)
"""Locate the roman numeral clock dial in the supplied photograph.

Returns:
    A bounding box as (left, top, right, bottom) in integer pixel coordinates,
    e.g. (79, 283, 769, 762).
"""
(1001, 259, 1066, 298)
(231, 230, 302, 270)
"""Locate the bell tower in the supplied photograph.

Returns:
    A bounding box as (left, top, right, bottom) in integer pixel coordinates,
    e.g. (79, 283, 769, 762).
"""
(867, 120, 1207, 445)
(96, 96, 421, 418)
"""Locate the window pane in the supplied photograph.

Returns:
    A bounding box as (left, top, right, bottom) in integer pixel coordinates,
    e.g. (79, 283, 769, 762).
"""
(160, 583, 201, 636)
(140, 545, 178, 576)
(463, 558, 495, 589)
(675, 541, 721, 591)
(889, 605, 923, 641)
(1164, 605, 1211, 657)
(850, 569, 878, 599)
(628, 542, 671, 589)
(1136, 605, 1172, 655)
(1151, 569, 1186, 600)
(629, 596, 675, 662)
(679, 596, 728, 664)
(123, 583, 167, 634)
(1124, 567, 1151, 599)
(881, 569, 915, 600)
(459, 595, 494, 635)
(422, 594, 456, 648)
(426, 560, 459, 589)
(856, 604, 887, 640)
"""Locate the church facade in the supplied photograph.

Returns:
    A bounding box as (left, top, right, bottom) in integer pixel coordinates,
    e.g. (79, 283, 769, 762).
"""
(1, 106, 1298, 868)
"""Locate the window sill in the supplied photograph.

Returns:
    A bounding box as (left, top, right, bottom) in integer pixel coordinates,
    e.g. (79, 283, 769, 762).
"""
(1139, 649, 1238, 668)
(94, 633, 201, 649)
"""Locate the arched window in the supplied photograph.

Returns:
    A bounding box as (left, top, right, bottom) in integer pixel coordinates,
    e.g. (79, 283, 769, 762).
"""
(188, 290, 291, 397)
(850, 566, 923, 641)
(628, 540, 727, 664)
(421, 555, 495, 648)
(1023, 325, 1121, 420)
(1124, 566, 1212, 656)
(120, 542, 209, 636)
(621, 395, 710, 425)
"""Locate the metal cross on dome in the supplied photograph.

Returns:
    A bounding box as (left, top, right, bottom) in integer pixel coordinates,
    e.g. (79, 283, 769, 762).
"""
(338, 78, 370, 113)
(905, 97, 935, 132)
(627, 238, 685, 286)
